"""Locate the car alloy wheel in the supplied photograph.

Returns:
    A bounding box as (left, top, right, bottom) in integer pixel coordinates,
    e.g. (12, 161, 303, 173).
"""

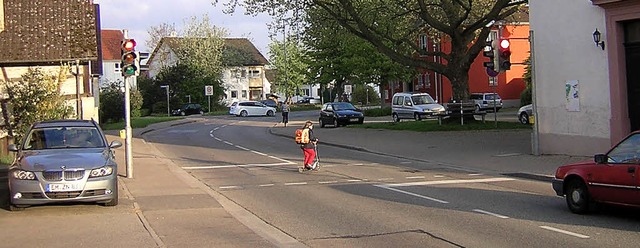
(565, 179, 590, 214)
(519, 113, 529, 124)
(414, 113, 422, 121)
(319, 118, 325, 128)
(180, 111, 186, 116)
(332, 118, 339, 127)
(267, 110, 274, 116)
(240, 110, 248, 117)
(392, 113, 400, 123)
(475, 105, 481, 113)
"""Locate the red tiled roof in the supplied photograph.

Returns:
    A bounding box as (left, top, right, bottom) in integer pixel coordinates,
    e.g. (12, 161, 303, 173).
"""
(101, 30, 124, 61)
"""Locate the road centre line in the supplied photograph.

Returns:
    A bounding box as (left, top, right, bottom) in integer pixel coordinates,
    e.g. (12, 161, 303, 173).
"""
(259, 184, 275, 187)
(220, 186, 241, 189)
(285, 182, 308, 186)
(375, 185, 449, 204)
(406, 176, 426, 179)
(433, 175, 445, 178)
(382, 177, 516, 188)
(468, 173, 483, 176)
(378, 178, 394, 181)
(182, 162, 294, 170)
(539, 226, 590, 239)
(319, 181, 338, 184)
(223, 141, 234, 146)
(473, 209, 509, 219)
(347, 179, 363, 182)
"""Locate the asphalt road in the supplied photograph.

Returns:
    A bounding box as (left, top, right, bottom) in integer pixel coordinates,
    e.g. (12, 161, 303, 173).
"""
(141, 115, 640, 248)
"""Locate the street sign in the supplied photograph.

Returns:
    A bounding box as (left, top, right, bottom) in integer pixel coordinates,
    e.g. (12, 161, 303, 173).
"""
(205, 85, 213, 96)
(486, 67, 499, 77)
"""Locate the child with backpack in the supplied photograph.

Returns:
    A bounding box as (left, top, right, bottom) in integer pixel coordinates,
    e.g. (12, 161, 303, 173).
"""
(295, 120, 318, 170)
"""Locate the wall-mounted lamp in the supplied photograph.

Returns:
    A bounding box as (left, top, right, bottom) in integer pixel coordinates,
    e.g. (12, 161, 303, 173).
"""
(593, 29, 605, 50)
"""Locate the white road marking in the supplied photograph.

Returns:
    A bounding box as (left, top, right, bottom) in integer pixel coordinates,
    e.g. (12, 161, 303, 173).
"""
(251, 151, 267, 156)
(220, 186, 241, 189)
(182, 162, 295, 170)
(259, 184, 275, 187)
(214, 137, 222, 141)
(352, 163, 364, 166)
(235, 145, 250, 151)
(375, 185, 449, 204)
(223, 141, 234, 146)
(347, 179, 362, 182)
(400, 161, 412, 164)
(406, 176, 426, 179)
(383, 177, 516, 188)
(433, 175, 445, 178)
(473, 209, 509, 219)
(539, 226, 590, 239)
(378, 178, 394, 181)
(468, 173, 483, 176)
(319, 181, 338, 184)
(285, 182, 308, 186)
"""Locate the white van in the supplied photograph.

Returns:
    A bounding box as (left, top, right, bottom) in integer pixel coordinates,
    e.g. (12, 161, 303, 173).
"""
(391, 92, 445, 122)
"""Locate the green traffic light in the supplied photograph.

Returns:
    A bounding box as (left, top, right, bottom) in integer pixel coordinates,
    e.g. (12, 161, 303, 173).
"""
(123, 65, 136, 76)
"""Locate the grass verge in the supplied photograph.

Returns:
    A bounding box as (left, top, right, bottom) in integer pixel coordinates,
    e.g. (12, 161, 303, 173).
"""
(101, 116, 183, 130)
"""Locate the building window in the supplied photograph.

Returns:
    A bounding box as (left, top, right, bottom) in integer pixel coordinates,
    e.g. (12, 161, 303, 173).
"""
(417, 73, 430, 90)
(114, 63, 121, 72)
(419, 34, 428, 53)
(249, 69, 261, 78)
(231, 90, 238, 98)
(242, 90, 247, 98)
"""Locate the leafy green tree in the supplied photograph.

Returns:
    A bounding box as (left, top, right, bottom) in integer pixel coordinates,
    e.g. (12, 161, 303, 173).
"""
(268, 39, 310, 102)
(303, 7, 414, 102)
(151, 64, 224, 111)
(99, 81, 143, 123)
(520, 55, 532, 106)
(351, 85, 381, 106)
(216, 0, 527, 100)
(3, 67, 74, 140)
(173, 15, 228, 79)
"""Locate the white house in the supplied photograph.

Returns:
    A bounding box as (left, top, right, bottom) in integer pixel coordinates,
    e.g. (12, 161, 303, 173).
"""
(147, 37, 270, 105)
(530, 0, 640, 156)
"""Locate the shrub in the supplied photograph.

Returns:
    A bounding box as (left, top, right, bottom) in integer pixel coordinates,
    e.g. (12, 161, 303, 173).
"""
(3, 67, 74, 141)
(364, 107, 391, 117)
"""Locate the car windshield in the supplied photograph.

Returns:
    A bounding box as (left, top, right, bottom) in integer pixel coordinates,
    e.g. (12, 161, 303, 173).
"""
(23, 126, 105, 150)
(485, 94, 501, 100)
(333, 103, 356, 111)
(607, 133, 640, 163)
(411, 95, 436, 105)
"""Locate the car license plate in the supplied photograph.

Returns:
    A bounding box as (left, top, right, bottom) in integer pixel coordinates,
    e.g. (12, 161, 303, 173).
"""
(46, 183, 82, 192)
(350, 118, 359, 122)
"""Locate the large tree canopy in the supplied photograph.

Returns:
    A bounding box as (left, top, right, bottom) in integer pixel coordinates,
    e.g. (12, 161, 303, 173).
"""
(215, 0, 527, 100)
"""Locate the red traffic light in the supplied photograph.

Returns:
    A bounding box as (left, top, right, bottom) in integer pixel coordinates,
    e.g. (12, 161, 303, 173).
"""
(122, 39, 136, 52)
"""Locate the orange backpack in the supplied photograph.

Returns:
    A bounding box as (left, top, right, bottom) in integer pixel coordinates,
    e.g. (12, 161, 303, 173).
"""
(294, 128, 309, 144)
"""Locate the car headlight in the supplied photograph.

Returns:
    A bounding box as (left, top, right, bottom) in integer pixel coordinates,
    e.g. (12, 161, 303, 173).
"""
(11, 170, 36, 180)
(89, 165, 114, 178)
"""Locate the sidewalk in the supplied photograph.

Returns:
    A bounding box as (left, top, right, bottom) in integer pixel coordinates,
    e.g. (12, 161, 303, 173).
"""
(107, 120, 304, 248)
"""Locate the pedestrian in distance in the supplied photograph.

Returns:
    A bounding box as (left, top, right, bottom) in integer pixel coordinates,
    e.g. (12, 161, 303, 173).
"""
(300, 120, 318, 170)
(281, 101, 290, 127)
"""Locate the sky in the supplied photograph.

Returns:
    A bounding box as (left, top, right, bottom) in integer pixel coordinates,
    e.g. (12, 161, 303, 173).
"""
(95, 0, 275, 60)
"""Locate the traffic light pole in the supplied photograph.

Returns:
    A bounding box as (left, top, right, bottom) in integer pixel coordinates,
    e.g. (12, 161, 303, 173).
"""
(123, 29, 134, 178)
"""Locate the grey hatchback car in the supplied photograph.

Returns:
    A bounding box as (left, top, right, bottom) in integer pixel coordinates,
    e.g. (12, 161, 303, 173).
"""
(7, 119, 122, 211)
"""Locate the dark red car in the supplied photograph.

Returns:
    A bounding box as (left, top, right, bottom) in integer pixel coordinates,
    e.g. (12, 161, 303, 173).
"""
(553, 131, 640, 214)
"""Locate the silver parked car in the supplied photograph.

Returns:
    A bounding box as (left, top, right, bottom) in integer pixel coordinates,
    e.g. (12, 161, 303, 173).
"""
(517, 104, 533, 124)
(229, 100, 277, 117)
(7, 119, 122, 211)
(391, 92, 446, 122)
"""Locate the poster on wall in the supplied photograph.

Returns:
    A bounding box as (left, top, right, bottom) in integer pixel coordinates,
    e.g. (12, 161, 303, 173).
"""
(565, 80, 580, 112)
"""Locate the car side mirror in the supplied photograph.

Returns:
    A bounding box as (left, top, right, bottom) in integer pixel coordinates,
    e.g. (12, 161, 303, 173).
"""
(110, 140, 123, 149)
(594, 154, 608, 164)
(8, 144, 19, 152)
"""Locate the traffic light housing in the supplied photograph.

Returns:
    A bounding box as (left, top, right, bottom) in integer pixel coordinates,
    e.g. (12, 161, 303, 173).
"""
(498, 38, 511, 71)
(482, 40, 496, 72)
(121, 39, 137, 77)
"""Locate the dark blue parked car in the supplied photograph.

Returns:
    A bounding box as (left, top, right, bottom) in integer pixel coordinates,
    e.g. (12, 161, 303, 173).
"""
(318, 102, 364, 128)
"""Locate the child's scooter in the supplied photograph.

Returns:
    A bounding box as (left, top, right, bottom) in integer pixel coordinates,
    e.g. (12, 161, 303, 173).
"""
(299, 145, 320, 173)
